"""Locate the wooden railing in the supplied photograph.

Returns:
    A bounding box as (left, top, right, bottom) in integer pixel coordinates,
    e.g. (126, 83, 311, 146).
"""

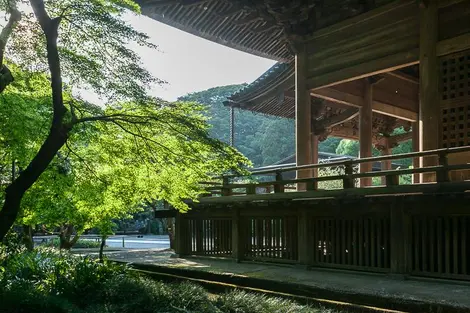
(201, 146, 470, 199)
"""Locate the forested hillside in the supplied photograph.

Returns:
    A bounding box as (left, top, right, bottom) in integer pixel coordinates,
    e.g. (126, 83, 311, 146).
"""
(179, 85, 412, 167)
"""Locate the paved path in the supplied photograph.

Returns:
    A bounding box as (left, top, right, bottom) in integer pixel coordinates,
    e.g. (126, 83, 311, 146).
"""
(104, 249, 470, 310)
(104, 235, 170, 249)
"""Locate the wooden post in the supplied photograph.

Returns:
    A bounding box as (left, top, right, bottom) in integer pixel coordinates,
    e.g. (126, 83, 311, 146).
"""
(437, 151, 450, 183)
(222, 176, 231, 196)
(297, 208, 310, 267)
(174, 212, 186, 256)
(360, 79, 373, 187)
(380, 139, 393, 186)
(412, 122, 421, 184)
(390, 203, 411, 277)
(232, 208, 244, 262)
(343, 161, 355, 189)
(229, 106, 235, 147)
(274, 172, 284, 193)
(419, 0, 439, 183)
(312, 135, 319, 190)
(295, 44, 313, 191)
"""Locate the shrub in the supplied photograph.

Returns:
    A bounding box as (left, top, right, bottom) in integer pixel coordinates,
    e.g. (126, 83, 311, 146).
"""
(42, 238, 102, 249)
(0, 248, 339, 313)
(216, 290, 316, 313)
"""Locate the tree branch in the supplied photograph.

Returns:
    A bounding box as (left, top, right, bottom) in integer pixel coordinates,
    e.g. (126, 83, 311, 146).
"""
(0, 0, 21, 64)
(65, 141, 107, 185)
(30, 0, 66, 127)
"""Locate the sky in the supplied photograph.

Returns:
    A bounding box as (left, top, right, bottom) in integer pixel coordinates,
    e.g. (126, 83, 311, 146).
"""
(124, 12, 276, 101)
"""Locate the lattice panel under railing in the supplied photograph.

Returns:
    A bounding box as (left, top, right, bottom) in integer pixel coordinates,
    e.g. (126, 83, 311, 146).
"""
(440, 50, 470, 148)
(310, 217, 391, 271)
(412, 216, 470, 280)
(184, 218, 232, 256)
(243, 216, 298, 262)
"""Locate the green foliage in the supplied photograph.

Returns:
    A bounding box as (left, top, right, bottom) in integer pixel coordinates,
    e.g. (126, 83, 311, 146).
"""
(3, 65, 248, 241)
(319, 137, 342, 154)
(179, 86, 415, 170)
(335, 139, 380, 157)
(0, 249, 340, 313)
(42, 238, 101, 249)
(179, 85, 294, 167)
(216, 290, 322, 313)
(9, 0, 159, 103)
(317, 166, 344, 190)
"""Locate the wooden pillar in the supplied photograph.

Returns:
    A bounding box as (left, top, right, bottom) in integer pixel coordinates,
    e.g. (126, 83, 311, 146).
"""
(297, 208, 310, 267)
(412, 122, 421, 184)
(419, 0, 439, 183)
(229, 106, 235, 147)
(360, 79, 373, 187)
(312, 135, 319, 189)
(390, 203, 411, 276)
(174, 212, 186, 256)
(380, 140, 392, 186)
(231, 208, 243, 262)
(295, 45, 313, 190)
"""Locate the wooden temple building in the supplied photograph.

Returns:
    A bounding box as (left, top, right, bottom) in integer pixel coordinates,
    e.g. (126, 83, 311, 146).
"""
(140, 0, 470, 281)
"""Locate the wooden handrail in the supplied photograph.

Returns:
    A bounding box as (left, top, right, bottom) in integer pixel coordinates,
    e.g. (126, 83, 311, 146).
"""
(221, 146, 470, 178)
(201, 146, 470, 198)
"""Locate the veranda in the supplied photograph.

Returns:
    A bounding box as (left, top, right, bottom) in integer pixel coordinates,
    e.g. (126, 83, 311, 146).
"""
(142, 0, 470, 281)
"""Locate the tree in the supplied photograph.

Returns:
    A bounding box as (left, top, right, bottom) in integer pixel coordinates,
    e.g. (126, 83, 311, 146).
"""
(180, 85, 296, 167)
(335, 139, 380, 157)
(318, 137, 342, 154)
(0, 1, 247, 241)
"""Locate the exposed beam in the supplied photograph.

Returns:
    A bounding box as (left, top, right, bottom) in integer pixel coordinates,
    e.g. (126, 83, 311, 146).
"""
(304, 0, 416, 41)
(391, 131, 413, 143)
(376, 132, 413, 146)
(307, 49, 420, 91)
(317, 108, 359, 129)
(310, 87, 418, 122)
(439, 0, 470, 8)
(385, 71, 419, 85)
(306, 32, 470, 92)
(329, 126, 359, 141)
(437, 32, 470, 57)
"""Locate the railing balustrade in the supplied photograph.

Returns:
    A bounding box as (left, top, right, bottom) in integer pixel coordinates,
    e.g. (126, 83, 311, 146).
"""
(202, 146, 470, 198)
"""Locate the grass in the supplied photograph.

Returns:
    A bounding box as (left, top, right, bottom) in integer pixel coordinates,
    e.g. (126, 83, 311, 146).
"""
(0, 247, 343, 313)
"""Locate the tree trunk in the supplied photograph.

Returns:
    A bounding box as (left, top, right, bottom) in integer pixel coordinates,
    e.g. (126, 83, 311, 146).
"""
(22, 225, 34, 250)
(0, 125, 70, 241)
(0, 0, 71, 241)
(99, 235, 107, 263)
(59, 225, 80, 250)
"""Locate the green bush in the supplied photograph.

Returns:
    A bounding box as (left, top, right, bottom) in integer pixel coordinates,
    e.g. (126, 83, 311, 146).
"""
(0, 248, 339, 313)
(42, 238, 102, 249)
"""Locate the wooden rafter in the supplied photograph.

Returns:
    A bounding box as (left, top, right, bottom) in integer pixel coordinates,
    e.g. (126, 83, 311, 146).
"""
(310, 87, 418, 122)
(385, 71, 419, 85)
(321, 108, 360, 128)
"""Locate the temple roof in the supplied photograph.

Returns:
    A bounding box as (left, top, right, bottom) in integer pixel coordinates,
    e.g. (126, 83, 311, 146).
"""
(225, 62, 294, 117)
(136, 0, 396, 62)
(224, 61, 416, 142)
